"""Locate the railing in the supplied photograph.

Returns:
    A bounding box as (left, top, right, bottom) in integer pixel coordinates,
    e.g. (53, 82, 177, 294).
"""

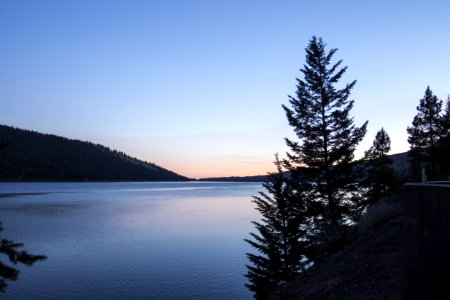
(425, 181, 450, 185)
(403, 183, 450, 299)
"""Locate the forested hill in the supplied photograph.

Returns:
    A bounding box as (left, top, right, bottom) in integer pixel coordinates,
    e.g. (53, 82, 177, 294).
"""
(0, 125, 188, 181)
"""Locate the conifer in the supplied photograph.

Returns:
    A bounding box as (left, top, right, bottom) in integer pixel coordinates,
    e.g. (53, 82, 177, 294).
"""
(282, 36, 367, 257)
(245, 155, 309, 299)
(363, 128, 397, 205)
(407, 86, 443, 180)
(437, 96, 450, 178)
(0, 222, 46, 292)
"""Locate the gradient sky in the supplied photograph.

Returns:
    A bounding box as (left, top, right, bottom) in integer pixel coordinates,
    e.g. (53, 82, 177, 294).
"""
(1, 1, 450, 178)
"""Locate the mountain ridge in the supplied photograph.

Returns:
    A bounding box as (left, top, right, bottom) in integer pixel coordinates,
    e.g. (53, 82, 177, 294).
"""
(0, 124, 188, 181)
(199, 152, 409, 182)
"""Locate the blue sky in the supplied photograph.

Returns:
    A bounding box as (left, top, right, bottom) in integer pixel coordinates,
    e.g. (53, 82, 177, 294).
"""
(1, 1, 449, 178)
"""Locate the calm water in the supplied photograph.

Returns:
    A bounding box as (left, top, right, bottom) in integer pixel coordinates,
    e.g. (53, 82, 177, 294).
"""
(0, 182, 261, 299)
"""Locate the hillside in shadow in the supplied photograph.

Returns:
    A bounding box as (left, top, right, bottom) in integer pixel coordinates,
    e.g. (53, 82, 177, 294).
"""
(0, 125, 188, 181)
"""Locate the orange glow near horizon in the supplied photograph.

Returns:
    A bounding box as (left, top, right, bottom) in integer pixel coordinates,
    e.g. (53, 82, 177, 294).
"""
(98, 129, 288, 180)
(163, 160, 277, 179)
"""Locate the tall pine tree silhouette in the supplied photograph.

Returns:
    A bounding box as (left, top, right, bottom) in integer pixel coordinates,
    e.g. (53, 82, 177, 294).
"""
(245, 155, 309, 300)
(407, 86, 443, 180)
(282, 36, 367, 258)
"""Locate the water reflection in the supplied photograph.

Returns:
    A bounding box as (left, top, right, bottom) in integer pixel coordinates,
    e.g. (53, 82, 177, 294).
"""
(0, 182, 260, 299)
(2, 203, 88, 216)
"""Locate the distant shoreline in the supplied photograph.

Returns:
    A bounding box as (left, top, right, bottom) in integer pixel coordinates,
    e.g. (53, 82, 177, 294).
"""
(198, 176, 268, 182)
(0, 192, 49, 198)
(0, 178, 263, 183)
(0, 180, 262, 183)
(0, 179, 191, 183)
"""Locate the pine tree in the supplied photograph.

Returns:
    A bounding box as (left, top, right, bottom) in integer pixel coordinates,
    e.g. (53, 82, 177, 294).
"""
(441, 96, 450, 135)
(245, 155, 309, 299)
(364, 128, 391, 163)
(0, 222, 47, 292)
(437, 96, 450, 178)
(363, 128, 397, 205)
(282, 36, 367, 258)
(407, 86, 443, 180)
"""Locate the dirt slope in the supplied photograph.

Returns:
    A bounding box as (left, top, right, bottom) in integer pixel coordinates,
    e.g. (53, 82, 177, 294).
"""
(271, 217, 404, 300)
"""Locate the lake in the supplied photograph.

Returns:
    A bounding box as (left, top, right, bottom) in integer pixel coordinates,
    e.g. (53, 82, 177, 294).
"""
(0, 182, 262, 299)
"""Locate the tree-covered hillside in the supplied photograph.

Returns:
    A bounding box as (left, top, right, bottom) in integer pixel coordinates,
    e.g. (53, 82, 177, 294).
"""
(0, 125, 188, 181)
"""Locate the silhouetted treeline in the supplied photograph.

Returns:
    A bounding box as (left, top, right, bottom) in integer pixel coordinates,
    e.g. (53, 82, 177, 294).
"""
(0, 125, 188, 181)
(244, 37, 407, 299)
(407, 88, 450, 181)
(200, 174, 278, 182)
(245, 36, 449, 300)
(201, 154, 409, 183)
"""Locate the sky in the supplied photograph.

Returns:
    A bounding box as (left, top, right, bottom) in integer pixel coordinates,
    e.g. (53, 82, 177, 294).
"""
(1, 1, 450, 179)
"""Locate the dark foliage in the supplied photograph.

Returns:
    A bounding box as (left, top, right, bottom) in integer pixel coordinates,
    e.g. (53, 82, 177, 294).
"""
(441, 96, 450, 133)
(363, 128, 399, 205)
(437, 97, 450, 179)
(0, 223, 47, 292)
(407, 87, 443, 180)
(282, 36, 367, 258)
(0, 124, 188, 181)
(365, 128, 391, 163)
(245, 156, 309, 299)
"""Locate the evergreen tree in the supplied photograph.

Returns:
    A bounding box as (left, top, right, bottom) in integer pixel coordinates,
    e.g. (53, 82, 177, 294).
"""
(245, 155, 309, 299)
(0, 223, 47, 292)
(282, 36, 367, 258)
(364, 128, 391, 163)
(363, 128, 397, 205)
(407, 86, 443, 180)
(441, 96, 450, 134)
(437, 96, 450, 178)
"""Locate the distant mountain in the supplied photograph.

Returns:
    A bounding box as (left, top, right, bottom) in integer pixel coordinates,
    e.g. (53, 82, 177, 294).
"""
(0, 125, 188, 181)
(199, 174, 269, 182)
(390, 152, 409, 176)
(200, 171, 292, 182)
(200, 152, 409, 182)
